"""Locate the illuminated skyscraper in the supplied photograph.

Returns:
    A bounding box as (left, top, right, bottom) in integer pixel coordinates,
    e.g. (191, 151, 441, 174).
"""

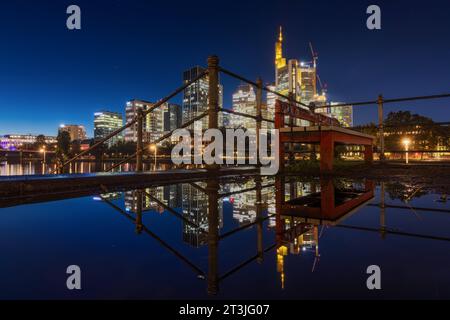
(266, 84, 277, 127)
(316, 102, 354, 127)
(59, 124, 87, 142)
(182, 66, 224, 129)
(125, 99, 181, 143)
(274, 27, 318, 106)
(232, 84, 256, 129)
(94, 111, 123, 147)
(299, 63, 317, 104)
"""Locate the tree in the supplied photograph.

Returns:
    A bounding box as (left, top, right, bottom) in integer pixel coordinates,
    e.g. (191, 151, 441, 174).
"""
(34, 134, 47, 150)
(384, 111, 438, 159)
(108, 141, 137, 156)
(56, 131, 71, 161)
(70, 140, 81, 157)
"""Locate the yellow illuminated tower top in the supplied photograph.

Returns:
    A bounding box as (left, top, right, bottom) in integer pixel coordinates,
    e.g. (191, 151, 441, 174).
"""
(275, 26, 286, 69)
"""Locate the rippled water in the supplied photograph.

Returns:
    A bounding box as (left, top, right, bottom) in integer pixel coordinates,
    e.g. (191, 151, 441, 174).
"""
(0, 175, 449, 299)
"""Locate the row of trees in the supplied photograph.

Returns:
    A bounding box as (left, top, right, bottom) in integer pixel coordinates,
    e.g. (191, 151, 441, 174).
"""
(355, 111, 450, 151)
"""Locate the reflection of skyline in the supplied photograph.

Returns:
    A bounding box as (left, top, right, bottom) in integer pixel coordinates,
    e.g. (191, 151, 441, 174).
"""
(182, 183, 224, 247)
(124, 185, 182, 213)
(90, 176, 450, 297)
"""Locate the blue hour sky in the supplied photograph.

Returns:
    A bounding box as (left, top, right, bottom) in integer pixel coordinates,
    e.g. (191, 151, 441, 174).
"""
(0, 0, 449, 136)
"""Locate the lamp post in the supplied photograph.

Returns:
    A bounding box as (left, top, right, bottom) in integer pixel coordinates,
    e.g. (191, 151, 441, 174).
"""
(402, 138, 411, 164)
(150, 144, 157, 170)
(40, 146, 47, 174)
(40, 146, 47, 164)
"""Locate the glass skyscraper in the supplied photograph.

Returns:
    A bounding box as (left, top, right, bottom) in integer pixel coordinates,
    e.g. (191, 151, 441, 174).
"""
(94, 111, 123, 147)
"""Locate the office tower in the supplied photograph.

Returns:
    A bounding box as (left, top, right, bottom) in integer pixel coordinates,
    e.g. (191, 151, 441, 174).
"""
(231, 83, 270, 130)
(125, 99, 181, 143)
(232, 84, 256, 129)
(94, 111, 123, 147)
(161, 103, 182, 134)
(316, 102, 354, 127)
(299, 62, 317, 104)
(59, 124, 87, 142)
(266, 84, 277, 128)
(182, 66, 223, 129)
(125, 99, 154, 142)
(274, 27, 318, 106)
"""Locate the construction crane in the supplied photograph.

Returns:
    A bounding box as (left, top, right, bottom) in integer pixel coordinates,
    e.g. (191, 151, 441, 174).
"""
(309, 41, 318, 69)
(309, 41, 327, 95)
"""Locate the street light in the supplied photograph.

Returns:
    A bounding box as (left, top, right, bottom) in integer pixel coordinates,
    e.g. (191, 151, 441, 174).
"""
(40, 146, 47, 164)
(149, 144, 157, 170)
(40, 146, 47, 174)
(402, 138, 411, 164)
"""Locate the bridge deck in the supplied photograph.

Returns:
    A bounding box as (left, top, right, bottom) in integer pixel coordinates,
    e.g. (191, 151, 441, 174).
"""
(279, 126, 375, 172)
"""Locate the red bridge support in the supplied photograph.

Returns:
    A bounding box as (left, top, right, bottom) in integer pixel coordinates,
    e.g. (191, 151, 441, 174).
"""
(275, 100, 375, 173)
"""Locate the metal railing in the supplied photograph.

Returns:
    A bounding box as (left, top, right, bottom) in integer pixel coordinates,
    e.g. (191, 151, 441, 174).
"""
(52, 55, 450, 174)
(52, 70, 208, 174)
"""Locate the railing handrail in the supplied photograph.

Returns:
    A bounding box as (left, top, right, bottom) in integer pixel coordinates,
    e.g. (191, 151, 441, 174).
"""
(219, 108, 275, 124)
(218, 66, 309, 108)
(315, 93, 450, 109)
(105, 111, 209, 172)
(53, 70, 208, 173)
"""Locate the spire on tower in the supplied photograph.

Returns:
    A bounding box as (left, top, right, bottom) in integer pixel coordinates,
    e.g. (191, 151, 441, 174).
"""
(278, 26, 283, 42)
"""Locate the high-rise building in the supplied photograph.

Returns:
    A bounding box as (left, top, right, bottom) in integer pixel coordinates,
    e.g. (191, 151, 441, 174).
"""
(274, 27, 317, 106)
(231, 83, 270, 129)
(232, 84, 256, 129)
(59, 124, 86, 141)
(94, 111, 123, 147)
(299, 63, 317, 104)
(125, 99, 154, 142)
(182, 66, 223, 129)
(266, 84, 277, 127)
(125, 99, 181, 143)
(316, 102, 354, 127)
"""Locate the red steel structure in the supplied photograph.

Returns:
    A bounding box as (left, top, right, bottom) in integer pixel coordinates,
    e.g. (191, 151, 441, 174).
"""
(275, 100, 375, 172)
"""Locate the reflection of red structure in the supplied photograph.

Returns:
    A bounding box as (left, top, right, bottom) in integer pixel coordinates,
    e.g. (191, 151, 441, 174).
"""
(274, 178, 374, 288)
(275, 178, 374, 224)
(275, 100, 375, 172)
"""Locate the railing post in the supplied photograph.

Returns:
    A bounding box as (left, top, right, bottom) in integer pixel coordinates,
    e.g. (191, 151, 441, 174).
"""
(208, 56, 219, 130)
(275, 100, 285, 172)
(136, 108, 144, 172)
(255, 176, 263, 263)
(207, 55, 219, 170)
(378, 94, 385, 161)
(135, 189, 143, 234)
(206, 179, 220, 295)
(288, 92, 295, 166)
(256, 77, 263, 165)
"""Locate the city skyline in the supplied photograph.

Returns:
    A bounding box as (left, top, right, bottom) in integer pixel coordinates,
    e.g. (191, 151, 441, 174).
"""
(1, 0, 449, 136)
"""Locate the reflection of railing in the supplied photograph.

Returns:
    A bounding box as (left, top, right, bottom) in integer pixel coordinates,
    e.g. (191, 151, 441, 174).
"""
(94, 177, 450, 296)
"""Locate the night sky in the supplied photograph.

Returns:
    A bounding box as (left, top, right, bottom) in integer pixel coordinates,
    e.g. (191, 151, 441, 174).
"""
(0, 0, 449, 136)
